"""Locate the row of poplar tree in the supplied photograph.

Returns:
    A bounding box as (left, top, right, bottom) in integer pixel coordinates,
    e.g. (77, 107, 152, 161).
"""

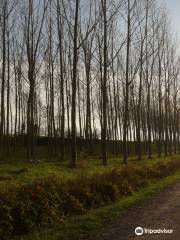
(0, 0, 180, 166)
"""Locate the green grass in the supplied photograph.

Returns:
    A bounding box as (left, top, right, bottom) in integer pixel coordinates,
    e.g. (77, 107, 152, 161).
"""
(0, 154, 178, 190)
(14, 168, 180, 240)
(0, 154, 179, 239)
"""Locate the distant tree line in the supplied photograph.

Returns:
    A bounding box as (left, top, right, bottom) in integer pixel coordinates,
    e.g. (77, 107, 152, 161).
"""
(0, 0, 180, 166)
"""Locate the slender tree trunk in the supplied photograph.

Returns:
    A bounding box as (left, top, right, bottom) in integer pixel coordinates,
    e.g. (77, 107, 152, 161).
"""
(71, 0, 79, 167)
(123, 0, 131, 164)
(102, 0, 107, 166)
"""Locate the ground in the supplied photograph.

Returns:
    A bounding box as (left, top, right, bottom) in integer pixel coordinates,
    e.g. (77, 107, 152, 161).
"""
(0, 154, 176, 189)
(89, 181, 180, 240)
(1, 155, 180, 240)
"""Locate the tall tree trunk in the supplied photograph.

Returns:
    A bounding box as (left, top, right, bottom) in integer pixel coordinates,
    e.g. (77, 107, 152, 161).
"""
(123, 0, 131, 164)
(101, 0, 107, 166)
(0, 0, 7, 157)
(71, 0, 79, 167)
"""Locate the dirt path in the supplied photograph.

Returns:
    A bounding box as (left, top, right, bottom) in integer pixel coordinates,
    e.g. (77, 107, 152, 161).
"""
(88, 182, 180, 240)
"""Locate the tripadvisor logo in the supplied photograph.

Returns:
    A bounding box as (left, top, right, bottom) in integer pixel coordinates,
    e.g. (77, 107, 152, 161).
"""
(135, 227, 143, 235)
(135, 227, 173, 235)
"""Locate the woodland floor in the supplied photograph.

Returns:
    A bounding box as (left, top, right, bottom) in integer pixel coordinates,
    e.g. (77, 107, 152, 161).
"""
(88, 182, 180, 240)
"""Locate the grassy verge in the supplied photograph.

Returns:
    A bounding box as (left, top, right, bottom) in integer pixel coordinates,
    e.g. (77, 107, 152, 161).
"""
(17, 169, 180, 240)
(0, 155, 178, 190)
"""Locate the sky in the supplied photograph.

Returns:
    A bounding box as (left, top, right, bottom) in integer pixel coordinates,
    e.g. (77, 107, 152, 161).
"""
(164, 0, 180, 38)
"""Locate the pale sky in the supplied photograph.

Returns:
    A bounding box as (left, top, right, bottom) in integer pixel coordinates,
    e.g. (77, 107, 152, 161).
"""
(164, 0, 180, 38)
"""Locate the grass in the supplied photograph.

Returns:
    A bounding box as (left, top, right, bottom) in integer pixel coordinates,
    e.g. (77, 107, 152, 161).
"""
(15, 167, 180, 240)
(0, 154, 178, 189)
(0, 154, 179, 239)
